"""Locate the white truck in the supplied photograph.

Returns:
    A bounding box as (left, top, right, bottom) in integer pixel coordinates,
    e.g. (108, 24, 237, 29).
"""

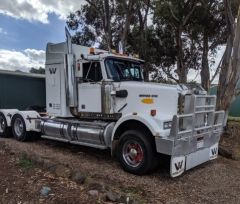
(0, 30, 225, 177)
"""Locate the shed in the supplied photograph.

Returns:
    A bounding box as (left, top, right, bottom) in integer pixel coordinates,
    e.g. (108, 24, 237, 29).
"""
(0, 70, 46, 110)
(210, 83, 240, 117)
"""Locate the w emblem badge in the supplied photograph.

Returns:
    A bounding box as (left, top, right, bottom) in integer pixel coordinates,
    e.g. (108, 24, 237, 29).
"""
(171, 156, 185, 177)
(175, 160, 183, 171)
(211, 148, 218, 156)
(49, 68, 57, 74)
(210, 144, 218, 160)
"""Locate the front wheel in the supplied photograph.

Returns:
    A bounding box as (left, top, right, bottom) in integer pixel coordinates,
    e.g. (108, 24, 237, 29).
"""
(117, 130, 156, 175)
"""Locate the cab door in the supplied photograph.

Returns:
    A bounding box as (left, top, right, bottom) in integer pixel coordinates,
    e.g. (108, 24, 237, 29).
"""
(78, 62, 103, 113)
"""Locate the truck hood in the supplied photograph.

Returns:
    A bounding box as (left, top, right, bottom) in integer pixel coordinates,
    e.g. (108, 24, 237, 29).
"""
(114, 81, 179, 120)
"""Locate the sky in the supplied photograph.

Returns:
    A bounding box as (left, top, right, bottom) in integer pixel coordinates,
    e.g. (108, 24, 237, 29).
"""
(0, 0, 84, 72)
(0, 0, 224, 83)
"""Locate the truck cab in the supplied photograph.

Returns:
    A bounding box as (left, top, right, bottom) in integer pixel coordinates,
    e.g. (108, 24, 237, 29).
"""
(0, 31, 225, 177)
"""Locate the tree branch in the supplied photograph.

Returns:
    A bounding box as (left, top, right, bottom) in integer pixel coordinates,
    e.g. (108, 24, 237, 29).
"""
(168, 3, 180, 24)
(183, 2, 198, 26)
(85, 0, 99, 12)
(210, 54, 223, 84)
(143, 0, 151, 27)
(162, 67, 179, 83)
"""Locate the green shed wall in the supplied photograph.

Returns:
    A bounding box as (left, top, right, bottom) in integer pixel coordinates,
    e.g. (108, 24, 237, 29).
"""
(0, 73, 46, 110)
(210, 86, 240, 117)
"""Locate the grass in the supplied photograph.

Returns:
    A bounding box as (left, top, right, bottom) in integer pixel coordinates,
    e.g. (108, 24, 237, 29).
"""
(228, 116, 240, 122)
(19, 154, 33, 169)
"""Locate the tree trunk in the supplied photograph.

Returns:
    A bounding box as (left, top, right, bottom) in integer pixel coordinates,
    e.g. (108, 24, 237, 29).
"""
(104, 0, 112, 50)
(121, 0, 134, 52)
(217, 2, 240, 125)
(137, 0, 150, 81)
(201, 28, 210, 91)
(175, 27, 187, 83)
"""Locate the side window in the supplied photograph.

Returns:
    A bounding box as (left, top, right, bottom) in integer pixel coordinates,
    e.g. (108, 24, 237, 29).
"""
(82, 62, 102, 82)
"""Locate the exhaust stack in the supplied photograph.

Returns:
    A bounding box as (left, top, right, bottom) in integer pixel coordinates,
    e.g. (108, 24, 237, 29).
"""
(65, 27, 78, 108)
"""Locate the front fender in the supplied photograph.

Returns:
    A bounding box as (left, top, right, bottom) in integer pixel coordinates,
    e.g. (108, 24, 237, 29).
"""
(111, 113, 162, 143)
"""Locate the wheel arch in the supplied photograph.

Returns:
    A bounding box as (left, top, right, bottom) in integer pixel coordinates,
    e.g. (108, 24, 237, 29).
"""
(11, 111, 40, 132)
(111, 114, 161, 156)
(0, 109, 19, 127)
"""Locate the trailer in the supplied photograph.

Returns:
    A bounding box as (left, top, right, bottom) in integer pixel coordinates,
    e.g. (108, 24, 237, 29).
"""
(0, 30, 225, 177)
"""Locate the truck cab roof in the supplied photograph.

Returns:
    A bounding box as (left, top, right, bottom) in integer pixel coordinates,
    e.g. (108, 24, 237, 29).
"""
(46, 42, 144, 64)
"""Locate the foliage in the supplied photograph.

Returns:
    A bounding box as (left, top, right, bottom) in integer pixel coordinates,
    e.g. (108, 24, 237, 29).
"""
(29, 67, 45, 74)
(19, 154, 33, 169)
(66, 0, 239, 87)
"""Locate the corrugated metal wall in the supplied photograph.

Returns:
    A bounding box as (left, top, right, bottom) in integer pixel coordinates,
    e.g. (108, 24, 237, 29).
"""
(210, 85, 240, 117)
(0, 71, 46, 110)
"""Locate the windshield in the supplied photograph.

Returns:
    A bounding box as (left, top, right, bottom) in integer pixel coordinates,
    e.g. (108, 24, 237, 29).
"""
(105, 58, 143, 81)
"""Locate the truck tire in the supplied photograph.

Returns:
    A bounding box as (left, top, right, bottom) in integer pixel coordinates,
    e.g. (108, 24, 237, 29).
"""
(117, 130, 156, 175)
(0, 113, 11, 138)
(11, 114, 29, 142)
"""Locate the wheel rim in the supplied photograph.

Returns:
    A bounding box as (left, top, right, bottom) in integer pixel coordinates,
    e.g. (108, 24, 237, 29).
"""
(0, 116, 6, 133)
(14, 118, 24, 137)
(122, 140, 144, 168)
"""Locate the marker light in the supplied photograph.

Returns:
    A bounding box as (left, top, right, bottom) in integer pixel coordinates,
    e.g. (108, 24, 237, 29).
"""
(150, 109, 156, 116)
(89, 47, 95, 54)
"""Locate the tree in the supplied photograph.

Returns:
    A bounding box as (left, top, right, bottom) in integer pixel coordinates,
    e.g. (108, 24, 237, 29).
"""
(126, 0, 155, 80)
(217, 0, 240, 124)
(188, 0, 227, 91)
(67, 0, 136, 51)
(29, 67, 45, 74)
(67, 0, 113, 49)
(153, 0, 202, 83)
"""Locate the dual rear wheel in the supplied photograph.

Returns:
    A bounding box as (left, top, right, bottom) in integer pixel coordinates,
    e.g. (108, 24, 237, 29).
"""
(11, 114, 29, 141)
(0, 113, 29, 141)
(0, 113, 11, 138)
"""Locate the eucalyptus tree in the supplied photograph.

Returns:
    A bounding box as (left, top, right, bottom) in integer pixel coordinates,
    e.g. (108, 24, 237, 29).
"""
(153, 0, 202, 83)
(217, 0, 240, 123)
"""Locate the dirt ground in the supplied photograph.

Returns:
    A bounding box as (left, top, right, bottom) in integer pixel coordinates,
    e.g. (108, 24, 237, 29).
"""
(0, 123, 240, 204)
(220, 121, 240, 160)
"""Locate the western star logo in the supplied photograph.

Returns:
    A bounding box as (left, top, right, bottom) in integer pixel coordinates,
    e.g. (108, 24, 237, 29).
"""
(211, 147, 218, 155)
(175, 160, 183, 171)
(49, 67, 57, 74)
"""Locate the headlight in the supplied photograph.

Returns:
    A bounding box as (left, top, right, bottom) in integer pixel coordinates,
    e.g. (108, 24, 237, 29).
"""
(163, 121, 172, 129)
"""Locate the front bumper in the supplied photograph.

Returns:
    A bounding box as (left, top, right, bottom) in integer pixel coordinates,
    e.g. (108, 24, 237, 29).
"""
(155, 94, 225, 177)
(170, 143, 219, 177)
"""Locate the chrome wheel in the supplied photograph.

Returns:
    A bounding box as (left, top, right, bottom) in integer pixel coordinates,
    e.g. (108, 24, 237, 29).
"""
(12, 114, 28, 141)
(14, 118, 24, 137)
(122, 140, 144, 168)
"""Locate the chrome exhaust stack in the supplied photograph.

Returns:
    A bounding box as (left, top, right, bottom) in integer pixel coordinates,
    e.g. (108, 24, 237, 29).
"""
(65, 27, 78, 108)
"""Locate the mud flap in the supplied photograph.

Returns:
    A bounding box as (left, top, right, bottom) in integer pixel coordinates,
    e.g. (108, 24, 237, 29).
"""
(170, 156, 186, 178)
(209, 143, 218, 160)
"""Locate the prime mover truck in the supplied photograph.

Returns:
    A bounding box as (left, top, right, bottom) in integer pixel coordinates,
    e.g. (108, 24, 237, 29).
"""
(0, 30, 225, 177)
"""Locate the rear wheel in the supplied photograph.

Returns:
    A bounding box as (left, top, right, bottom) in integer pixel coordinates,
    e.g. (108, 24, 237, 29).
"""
(0, 113, 11, 138)
(11, 114, 29, 142)
(117, 130, 156, 175)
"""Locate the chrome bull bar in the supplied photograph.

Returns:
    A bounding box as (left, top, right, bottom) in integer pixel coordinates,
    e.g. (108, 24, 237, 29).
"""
(170, 110, 225, 156)
(169, 94, 225, 177)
